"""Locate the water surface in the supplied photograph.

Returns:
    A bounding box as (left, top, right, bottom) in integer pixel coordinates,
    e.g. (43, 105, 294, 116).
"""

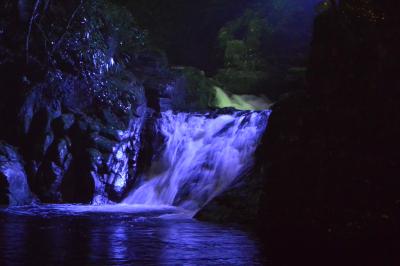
(0, 204, 266, 265)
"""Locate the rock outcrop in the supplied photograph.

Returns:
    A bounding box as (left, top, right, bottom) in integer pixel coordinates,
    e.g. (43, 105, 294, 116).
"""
(0, 0, 177, 204)
(0, 0, 225, 205)
(0, 142, 32, 205)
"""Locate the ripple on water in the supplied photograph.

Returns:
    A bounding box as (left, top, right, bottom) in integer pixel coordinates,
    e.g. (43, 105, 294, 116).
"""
(0, 204, 266, 265)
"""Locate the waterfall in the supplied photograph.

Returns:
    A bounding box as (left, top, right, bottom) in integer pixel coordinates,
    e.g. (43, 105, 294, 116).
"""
(123, 110, 271, 212)
(214, 86, 273, 111)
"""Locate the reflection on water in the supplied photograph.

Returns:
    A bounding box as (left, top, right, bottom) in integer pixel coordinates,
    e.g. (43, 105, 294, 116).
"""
(0, 205, 266, 265)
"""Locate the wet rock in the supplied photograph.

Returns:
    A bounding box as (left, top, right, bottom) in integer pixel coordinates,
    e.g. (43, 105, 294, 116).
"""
(63, 153, 73, 170)
(52, 114, 75, 137)
(53, 114, 141, 204)
(75, 119, 90, 134)
(42, 132, 55, 156)
(0, 0, 163, 205)
(89, 133, 118, 153)
(34, 158, 65, 203)
(85, 118, 102, 133)
(45, 162, 65, 202)
(99, 127, 124, 142)
(19, 88, 43, 136)
(87, 148, 103, 172)
(24, 106, 60, 160)
(19, 87, 62, 136)
(0, 142, 32, 205)
(30, 136, 74, 202)
(54, 139, 71, 166)
(101, 109, 126, 130)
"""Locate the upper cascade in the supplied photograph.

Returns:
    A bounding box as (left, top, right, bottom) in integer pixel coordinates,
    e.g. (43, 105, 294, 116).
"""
(123, 109, 271, 213)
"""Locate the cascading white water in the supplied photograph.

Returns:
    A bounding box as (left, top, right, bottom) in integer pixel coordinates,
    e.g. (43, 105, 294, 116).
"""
(123, 110, 271, 212)
(214, 86, 273, 111)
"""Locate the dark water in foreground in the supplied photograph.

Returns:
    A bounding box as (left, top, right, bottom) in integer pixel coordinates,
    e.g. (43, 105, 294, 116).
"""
(0, 205, 266, 266)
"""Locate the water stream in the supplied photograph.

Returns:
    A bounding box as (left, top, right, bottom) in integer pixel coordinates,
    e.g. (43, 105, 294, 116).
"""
(0, 205, 266, 265)
(123, 110, 271, 212)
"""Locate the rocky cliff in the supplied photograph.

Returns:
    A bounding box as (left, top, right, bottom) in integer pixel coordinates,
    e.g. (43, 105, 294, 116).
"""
(0, 0, 197, 204)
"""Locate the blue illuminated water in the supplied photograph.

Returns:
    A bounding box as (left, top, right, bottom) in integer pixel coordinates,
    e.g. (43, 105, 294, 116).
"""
(124, 110, 271, 212)
(1, 110, 271, 264)
(0, 205, 266, 265)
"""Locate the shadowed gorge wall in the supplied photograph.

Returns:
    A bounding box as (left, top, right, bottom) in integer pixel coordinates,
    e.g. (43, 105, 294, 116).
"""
(258, 1, 399, 262)
(197, 2, 400, 261)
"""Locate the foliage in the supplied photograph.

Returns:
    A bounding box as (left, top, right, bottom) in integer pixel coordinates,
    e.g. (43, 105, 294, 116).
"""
(218, 9, 267, 71)
(0, 0, 150, 114)
(214, 10, 269, 95)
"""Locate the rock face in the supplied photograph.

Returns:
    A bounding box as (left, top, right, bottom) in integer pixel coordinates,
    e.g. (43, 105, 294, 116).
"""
(1, 0, 228, 205)
(0, 142, 32, 205)
(20, 101, 147, 203)
(0, 0, 180, 204)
